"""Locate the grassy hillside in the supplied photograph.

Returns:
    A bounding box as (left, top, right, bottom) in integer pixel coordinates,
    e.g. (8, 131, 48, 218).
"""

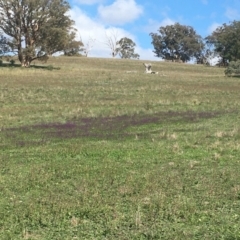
(1, 57, 240, 239)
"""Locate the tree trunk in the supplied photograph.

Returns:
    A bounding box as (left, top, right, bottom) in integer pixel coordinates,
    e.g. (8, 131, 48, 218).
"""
(18, 52, 32, 67)
(17, 44, 25, 67)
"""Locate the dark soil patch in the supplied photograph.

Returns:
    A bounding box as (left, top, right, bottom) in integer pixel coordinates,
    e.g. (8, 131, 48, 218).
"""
(1, 110, 231, 146)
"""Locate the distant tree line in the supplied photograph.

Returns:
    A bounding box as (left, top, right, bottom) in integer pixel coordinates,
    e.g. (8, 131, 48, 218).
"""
(150, 21, 240, 67)
(0, 0, 240, 68)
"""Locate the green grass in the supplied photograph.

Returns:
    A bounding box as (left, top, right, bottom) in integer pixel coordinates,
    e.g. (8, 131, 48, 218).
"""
(1, 57, 240, 239)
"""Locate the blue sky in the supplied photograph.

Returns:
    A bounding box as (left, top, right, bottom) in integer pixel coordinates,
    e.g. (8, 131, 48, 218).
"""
(68, 0, 240, 60)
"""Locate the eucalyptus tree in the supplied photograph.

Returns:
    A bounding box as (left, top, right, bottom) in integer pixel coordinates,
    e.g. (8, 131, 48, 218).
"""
(0, 0, 76, 66)
(150, 23, 204, 62)
(206, 20, 240, 66)
(116, 37, 140, 59)
(63, 38, 84, 56)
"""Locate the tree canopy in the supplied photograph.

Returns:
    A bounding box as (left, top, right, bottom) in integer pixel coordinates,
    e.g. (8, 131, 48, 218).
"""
(63, 38, 84, 56)
(116, 37, 140, 59)
(206, 21, 240, 65)
(150, 23, 204, 62)
(0, 31, 10, 56)
(0, 0, 76, 66)
(225, 60, 240, 76)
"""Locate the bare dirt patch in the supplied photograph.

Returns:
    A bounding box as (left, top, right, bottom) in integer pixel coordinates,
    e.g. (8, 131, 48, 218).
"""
(1, 110, 231, 147)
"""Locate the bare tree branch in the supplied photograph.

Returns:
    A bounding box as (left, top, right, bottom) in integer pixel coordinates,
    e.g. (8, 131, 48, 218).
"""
(104, 29, 120, 58)
(79, 35, 96, 57)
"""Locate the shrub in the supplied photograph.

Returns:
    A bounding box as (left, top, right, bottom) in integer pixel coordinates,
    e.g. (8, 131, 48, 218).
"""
(47, 65, 54, 71)
(0, 59, 3, 66)
(225, 60, 240, 76)
(9, 59, 15, 65)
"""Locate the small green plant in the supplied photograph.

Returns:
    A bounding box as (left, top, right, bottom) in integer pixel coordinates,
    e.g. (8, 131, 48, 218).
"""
(225, 60, 240, 76)
(9, 59, 15, 65)
(0, 58, 3, 66)
(47, 64, 54, 70)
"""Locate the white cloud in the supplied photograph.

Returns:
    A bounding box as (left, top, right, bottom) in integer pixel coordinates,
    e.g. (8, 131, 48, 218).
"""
(98, 0, 143, 25)
(160, 6, 171, 18)
(68, 6, 138, 58)
(73, 0, 104, 5)
(160, 18, 176, 27)
(135, 47, 160, 61)
(207, 22, 221, 34)
(144, 18, 175, 33)
(225, 7, 240, 20)
(68, 5, 159, 60)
